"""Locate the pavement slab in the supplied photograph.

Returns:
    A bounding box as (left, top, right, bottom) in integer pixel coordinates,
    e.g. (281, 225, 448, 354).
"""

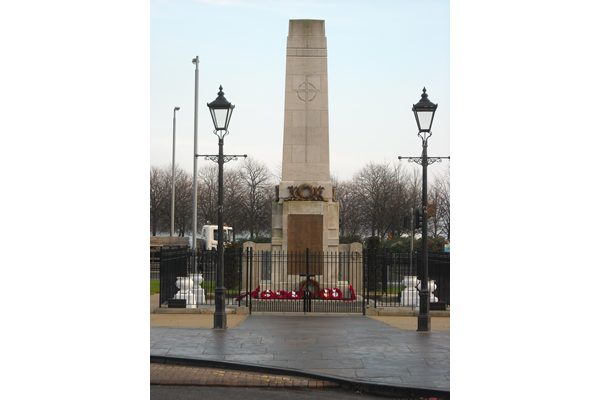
(150, 294, 450, 397)
(150, 314, 449, 391)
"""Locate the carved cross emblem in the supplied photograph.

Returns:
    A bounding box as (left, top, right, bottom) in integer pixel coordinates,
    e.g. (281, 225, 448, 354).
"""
(294, 76, 319, 103)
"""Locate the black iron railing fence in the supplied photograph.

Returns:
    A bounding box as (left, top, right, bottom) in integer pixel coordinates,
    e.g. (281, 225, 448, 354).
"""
(158, 248, 243, 308)
(419, 251, 450, 306)
(154, 247, 449, 311)
(241, 248, 364, 313)
(159, 248, 191, 307)
(150, 251, 160, 280)
(362, 249, 450, 308)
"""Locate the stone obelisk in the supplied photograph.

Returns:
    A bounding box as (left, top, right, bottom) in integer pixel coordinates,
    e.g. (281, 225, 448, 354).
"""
(272, 20, 339, 259)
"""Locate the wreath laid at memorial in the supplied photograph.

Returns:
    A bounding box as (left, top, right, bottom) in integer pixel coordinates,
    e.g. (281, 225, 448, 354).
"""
(235, 285, 261, 301)
(320, 287, 343, 300)
(235, 284, 356, 301)
(341, 285, 356, 301)
(299, 279, 320, 298)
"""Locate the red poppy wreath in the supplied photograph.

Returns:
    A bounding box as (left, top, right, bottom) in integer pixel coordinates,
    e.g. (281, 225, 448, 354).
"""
(341, 284, 356, 301)
(330, 288, 342, 300)
(299, 279, 320, 298)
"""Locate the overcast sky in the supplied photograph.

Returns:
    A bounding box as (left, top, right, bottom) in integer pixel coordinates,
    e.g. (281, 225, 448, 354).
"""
(150, 0, 450, 181)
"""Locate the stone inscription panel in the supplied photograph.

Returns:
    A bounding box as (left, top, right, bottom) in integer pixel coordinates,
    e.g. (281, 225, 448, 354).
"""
(287, 214, 323, 275)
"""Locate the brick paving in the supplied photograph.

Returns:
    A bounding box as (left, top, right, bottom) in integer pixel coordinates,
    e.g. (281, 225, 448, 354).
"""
(150, 363, 340, 388)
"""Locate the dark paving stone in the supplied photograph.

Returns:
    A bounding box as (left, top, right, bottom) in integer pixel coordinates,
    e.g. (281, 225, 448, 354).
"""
(150, 314, 449, 391)
(224, 354, 273, 362)
(201, 347, 267, 355)
(287, 358, 363, 370)
(165, 348, 210, 357)
(304, 368, 358, 379)
(151, 342, 201, 349)
(273, 352, 323, 361)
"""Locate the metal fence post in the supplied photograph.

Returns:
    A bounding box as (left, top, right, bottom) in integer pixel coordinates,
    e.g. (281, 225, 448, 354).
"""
(362, 249, 366, 315)
(249, 248, 253, 314)
(374, 248, 378, 309)
(244, 247, 249, 308)
(159, 249, 163, 308)
(382, 248, 388, 305)
(237, 247, 242, 307)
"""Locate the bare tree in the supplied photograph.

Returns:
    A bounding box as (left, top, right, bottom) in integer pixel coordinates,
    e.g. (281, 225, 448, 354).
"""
(431, 166, 450, 240)
(173, 166, 193, 237)
(334, 177, 363, 238)
(405, 167, 422, 213)
(150, 165, 194, 237)
(223, 167, 245, 241)
(196, 164, 219, 229)
(237, 157, 274, 238)
(151, 158, 448, 245)
(385, 162, 414, 237)
(150, 166, 161, 236)
(150, 166, 170, 236)
(353, 162, 401, 239)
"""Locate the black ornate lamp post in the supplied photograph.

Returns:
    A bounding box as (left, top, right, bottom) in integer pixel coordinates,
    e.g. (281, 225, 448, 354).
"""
(399, 88, 449, 332)
(199, 86, 246, 330)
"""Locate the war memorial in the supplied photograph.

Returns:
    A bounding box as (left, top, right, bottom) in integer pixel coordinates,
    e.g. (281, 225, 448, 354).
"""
(158, 20, 448, 316)
(152, 19, 450, 399)
(242, 20, 363, 311)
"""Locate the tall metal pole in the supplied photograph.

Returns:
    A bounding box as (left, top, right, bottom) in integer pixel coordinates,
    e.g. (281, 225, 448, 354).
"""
(192, 56, 199, 251)
(204, 85, 241, 329)
(214, 137, 227, 329)
(171, 107, 179, 238)
(399, 88, 447, 331)
(417, 144, 431, 331)
(410, 207, 414, 273)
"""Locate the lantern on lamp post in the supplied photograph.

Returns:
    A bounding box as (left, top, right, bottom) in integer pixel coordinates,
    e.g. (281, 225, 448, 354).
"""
(413, 88, 437, 332)
(399, 88, 448, 332)
(207, 85, 235, 330)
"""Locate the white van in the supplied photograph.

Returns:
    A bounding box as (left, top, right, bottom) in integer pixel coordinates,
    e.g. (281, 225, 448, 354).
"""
(199, 224, 233, 250)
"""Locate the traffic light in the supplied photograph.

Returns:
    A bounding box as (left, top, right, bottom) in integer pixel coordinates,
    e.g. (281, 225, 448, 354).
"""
(414, 209, 422, 229)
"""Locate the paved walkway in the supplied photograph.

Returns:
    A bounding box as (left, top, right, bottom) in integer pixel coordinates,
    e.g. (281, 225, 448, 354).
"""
(151, 313, 450, 397)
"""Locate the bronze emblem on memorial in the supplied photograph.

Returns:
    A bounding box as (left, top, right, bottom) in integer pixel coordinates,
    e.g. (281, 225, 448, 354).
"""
(284, 183, 325, 201)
